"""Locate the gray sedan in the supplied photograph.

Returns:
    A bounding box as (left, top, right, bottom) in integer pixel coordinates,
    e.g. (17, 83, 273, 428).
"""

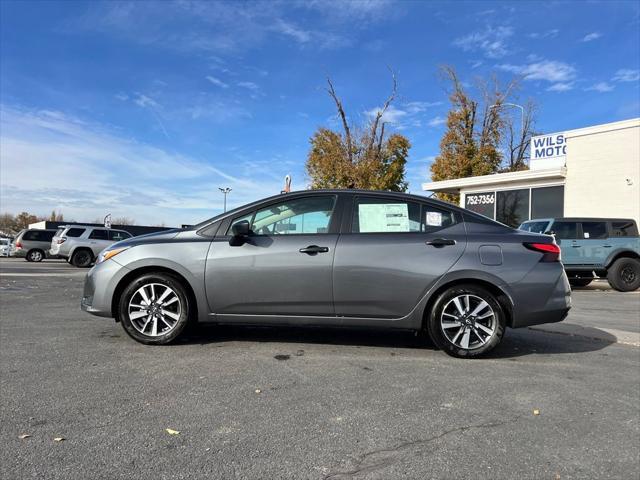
(81, 190, 571, 357)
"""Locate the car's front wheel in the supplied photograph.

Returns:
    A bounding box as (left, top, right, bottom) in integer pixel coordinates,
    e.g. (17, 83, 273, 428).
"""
(118, 273, 191, 345)
(607, 258, 640, 292)
(426, 284, 506, 358)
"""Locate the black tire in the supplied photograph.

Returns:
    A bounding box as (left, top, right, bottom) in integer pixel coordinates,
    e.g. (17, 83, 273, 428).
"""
(71, 249, 93, 268)
(426, 284, 506, 358)
(569, 278, 592, 288)
(117, 273, 191, 345)
(607, 258, 640, 292)
(26, 249, 45, 262)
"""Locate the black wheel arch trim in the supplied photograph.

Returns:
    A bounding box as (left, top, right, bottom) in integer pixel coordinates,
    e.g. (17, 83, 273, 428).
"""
(604, 248, 640, 268)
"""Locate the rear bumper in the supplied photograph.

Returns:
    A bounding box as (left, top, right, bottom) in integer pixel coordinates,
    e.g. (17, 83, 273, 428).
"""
(81, 259, 130, 318)
(508, 264, 571, 328)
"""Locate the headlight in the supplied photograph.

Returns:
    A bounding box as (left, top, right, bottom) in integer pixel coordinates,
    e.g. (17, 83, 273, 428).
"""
(96, 247, 130, 264)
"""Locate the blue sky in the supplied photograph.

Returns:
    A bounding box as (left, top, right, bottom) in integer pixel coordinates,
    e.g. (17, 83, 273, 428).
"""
(1, 0, 639, 226)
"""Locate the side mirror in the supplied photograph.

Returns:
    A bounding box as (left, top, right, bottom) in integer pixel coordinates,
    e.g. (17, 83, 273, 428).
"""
(230, 220, 250, 246)
(544, 230, 554, 235)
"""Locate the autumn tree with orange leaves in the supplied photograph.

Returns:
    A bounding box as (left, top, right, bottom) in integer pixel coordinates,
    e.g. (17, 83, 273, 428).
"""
(430, 66, 533, 203)
(306, 73, 410, 191)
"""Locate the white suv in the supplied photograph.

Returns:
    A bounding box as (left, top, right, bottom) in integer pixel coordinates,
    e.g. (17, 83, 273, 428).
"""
(50, 226, 132, 267)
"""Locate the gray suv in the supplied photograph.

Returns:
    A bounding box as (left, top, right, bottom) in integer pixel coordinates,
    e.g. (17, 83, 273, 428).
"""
(81, 190, 571, 358)
(51, 226, 132, 267)
(12, 229, 58, 262)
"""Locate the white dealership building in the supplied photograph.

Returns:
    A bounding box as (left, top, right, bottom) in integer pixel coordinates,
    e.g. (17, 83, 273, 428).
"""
(422, 118, 640, 227)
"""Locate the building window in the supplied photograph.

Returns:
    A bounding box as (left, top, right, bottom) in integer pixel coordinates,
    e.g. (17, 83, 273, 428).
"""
(531, 186, 564, 219)
(464, 192, 495, 219)
(496, 189, 529, 227)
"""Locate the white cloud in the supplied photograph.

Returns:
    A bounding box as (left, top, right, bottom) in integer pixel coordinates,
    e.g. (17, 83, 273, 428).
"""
(271, 19, 311, 43)
(364, 105, 408, 125)
(585, 82, 614, 92)
(547, 82, 574, 92)
(582, 32, 602, 42)
(498, 59, 576, 83)
(428, 116, 446, 127)
(453, 25, 514, 58)
(133, 93, 159, 108)
(205, 75, 229, 88)
(69, 1, 381, 54)
(527, 29, 559, 39)
(0, 106, 280, 225)
(613, 69, 640, 82)
(237, 81, 260, 91)
(364, 101, 442, 129)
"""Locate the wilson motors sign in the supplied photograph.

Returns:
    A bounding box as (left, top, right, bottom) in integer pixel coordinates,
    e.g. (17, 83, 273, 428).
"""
(530, 132, 567, 170)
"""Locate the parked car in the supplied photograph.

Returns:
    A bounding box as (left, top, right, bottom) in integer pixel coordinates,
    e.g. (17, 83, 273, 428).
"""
(51, 225, 133, 267)
(82, 190, 571, 357)
(12, 229, 58, 262)
(519, 218, 640, 292)
(0, 238, 11, 257)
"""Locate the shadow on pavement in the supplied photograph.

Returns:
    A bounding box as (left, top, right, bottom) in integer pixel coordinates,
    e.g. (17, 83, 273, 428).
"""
(174, 322, 617, 359)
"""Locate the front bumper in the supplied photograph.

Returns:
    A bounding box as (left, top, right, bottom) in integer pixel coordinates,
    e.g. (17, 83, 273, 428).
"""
(81, 259, 130, 318)
(508, 264, 571, 328)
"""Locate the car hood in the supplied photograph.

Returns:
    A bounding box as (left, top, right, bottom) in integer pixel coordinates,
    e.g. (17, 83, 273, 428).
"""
(111, 229, 183, 249)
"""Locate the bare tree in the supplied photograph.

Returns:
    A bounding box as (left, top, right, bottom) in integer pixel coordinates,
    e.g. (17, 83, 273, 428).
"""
(500, 100, 537, 172)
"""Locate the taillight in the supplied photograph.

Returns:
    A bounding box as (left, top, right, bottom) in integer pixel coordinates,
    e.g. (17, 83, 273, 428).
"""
(15, 241, 22, 248)
(57, 237, 67, 244)
(524, 242, 561, 262)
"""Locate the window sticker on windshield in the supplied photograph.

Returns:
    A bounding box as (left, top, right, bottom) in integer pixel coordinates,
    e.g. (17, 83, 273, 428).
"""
(358, 203, 409, 232)
(426, 211, 443, 227)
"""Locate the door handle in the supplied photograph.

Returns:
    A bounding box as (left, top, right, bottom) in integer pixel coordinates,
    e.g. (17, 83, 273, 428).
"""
(603, 245, 612, 248)
(426, 238, 456, 247)
(299, 245, 329, 255)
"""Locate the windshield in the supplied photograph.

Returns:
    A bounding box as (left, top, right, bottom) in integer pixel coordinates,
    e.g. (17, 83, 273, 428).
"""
(519, 221, 551, 234)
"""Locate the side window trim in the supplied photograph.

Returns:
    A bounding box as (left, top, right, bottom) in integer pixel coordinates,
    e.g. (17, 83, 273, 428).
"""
(219, 194, 340, 237)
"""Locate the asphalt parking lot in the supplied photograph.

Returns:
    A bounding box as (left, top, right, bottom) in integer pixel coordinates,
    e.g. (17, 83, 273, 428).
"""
(1, 257, 639, 480)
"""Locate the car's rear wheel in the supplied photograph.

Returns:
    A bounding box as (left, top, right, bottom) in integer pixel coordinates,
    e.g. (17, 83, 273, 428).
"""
(118, 273, 191, 345)
(426, 284, 506, 358)
(71, 249, 93, 268)
(607, 258, 640, 292)
(569, 278, 592, 288)
(26, 249, 44, 262)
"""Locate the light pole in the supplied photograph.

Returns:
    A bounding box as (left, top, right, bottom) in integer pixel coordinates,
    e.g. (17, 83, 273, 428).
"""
(218, 187, 232, 212)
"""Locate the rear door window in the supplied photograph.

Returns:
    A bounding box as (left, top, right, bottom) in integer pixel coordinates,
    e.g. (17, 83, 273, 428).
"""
(611, 221, 638, 237)
(551, 221, 579, 239)
(352, 197, 422, 233)
(581, 222, 608, 239)
(88, 229, 109, 240)
(65, 228, 85, 237)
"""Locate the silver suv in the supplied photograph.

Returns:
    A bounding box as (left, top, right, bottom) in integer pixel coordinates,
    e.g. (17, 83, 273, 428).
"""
(12, 229, 58, 262)
(51, 226, 132, 267)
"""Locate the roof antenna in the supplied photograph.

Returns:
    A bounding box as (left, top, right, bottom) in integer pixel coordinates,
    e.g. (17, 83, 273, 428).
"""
(281, 174, 292, 194)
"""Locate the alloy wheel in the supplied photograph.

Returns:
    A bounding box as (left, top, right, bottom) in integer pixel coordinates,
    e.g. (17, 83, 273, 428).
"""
(621, 266, 636, 285)
(30, 251, 43, 262)
(440, 294, 496, 350)
(128, 283, 182, 337)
